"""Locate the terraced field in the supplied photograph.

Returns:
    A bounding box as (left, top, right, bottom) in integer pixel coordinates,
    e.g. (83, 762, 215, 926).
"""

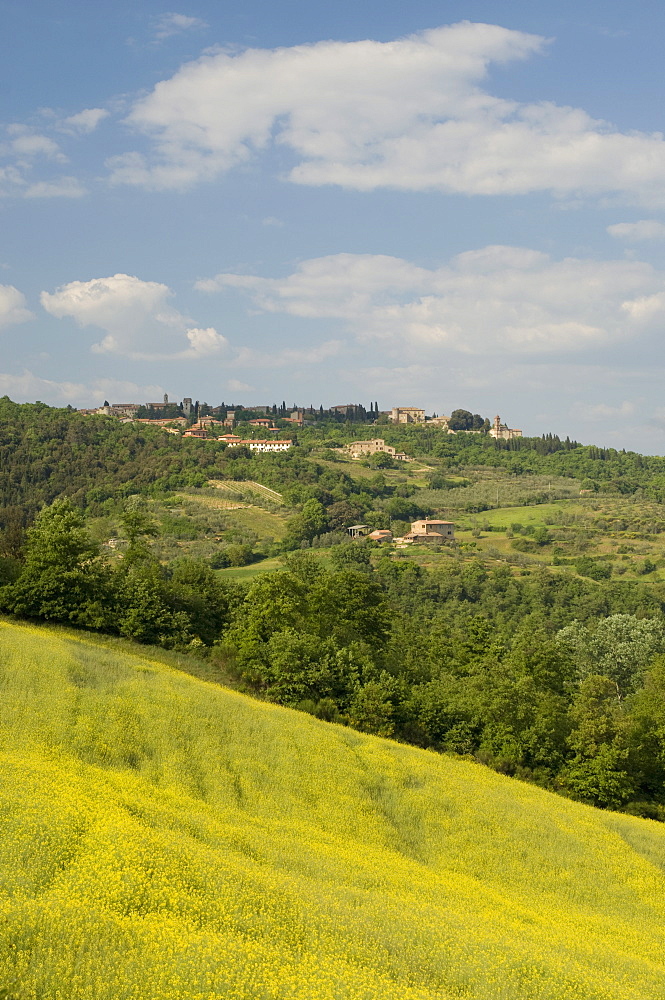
(208, 479, 285, 505)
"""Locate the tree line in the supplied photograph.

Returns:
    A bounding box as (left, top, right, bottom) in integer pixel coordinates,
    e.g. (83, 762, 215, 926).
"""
(4, 496, 665, 819)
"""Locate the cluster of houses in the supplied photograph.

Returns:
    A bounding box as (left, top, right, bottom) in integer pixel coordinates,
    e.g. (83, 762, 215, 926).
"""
(78, 396, 480, 549)
(80, 398, 358, 428)
(388, 406, 522, 440)
(343, 417, 521, 465)
(77, 397, 295, 451)
(348, 519, 455, 546)
(79, 395, 522, 439)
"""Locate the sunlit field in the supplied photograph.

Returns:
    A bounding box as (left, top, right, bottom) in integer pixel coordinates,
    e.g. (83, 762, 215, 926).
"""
(216, 555, 286, 580)
(1, 620, 665, 999)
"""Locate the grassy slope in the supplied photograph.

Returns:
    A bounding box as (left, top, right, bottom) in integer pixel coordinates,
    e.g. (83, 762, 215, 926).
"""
(216, 555, 286, 580)
(1, 622, 665, 1000)
(178, 491, 289, 541)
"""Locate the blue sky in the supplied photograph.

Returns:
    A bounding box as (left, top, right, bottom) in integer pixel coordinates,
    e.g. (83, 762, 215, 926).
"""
(3, 1, 665, 449)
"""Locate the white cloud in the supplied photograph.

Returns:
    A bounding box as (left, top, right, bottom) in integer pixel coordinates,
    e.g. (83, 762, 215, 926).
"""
(0, 165, 26, 196)
(199, 254, 431, 318)
(647, 406, 665, 431)
(571, 400, 636, 420)
(24, 176, 87, 198)
(0, 124, 87, 198)
(607, 220, 665, 242)
(0, 371, 167, 407)
(199, 246, 665, 356)
(227, 378, 254, 392)
(277, 340, 343, 364)
(85, 377, 167, 402)
(242, 339, 344, 367)
(40, 273, 227, 360)
(621, 291, 665, 322)
(0, 285, 34, 328)
(60, 108, 110, 134)
(108, 22, 665, 206)
(181, 326, 229, 357)
(153, 12, 208, 42)
(5, 125, 65, 162)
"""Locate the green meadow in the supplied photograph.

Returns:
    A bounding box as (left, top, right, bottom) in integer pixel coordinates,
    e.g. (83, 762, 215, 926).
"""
(216, 554, 285, 580)
(0, 620, 664, 1000)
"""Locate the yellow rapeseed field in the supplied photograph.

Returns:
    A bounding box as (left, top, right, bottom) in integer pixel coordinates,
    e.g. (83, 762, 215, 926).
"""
(0, 619, 664, 999)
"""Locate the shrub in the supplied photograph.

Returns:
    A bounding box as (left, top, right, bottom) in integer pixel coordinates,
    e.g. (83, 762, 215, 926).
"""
(226, 543, 254, 567)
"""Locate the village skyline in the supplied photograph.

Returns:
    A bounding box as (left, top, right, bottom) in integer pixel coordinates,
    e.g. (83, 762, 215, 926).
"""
(3, 2, 665, 452)
(73, 396, 525, 443)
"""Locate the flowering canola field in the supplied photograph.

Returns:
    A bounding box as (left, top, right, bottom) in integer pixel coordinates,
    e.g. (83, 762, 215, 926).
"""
(0, 621, 664, 999)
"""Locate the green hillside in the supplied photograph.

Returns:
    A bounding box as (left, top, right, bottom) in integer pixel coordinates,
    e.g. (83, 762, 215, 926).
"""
(1, 622, 664, 999)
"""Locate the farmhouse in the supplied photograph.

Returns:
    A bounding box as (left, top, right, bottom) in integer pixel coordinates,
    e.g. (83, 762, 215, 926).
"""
(347, 438, 407, 460)
(402, 519, 455, 543)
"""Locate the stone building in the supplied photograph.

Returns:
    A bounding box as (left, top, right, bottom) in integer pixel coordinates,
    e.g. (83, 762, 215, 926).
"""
(144, 394, 172, 413)
(94, 403, 140, 418)
(489, 415, 523, 441)
(110, 403, 140, 417)
(136, 417, 188, 428)
(346, 438, 407, 460)
(402, 519, 455, 543)
(427, 415, 452, 430)
(347, 438, 394, 459)
(390, 406, 426, 424)
(278, 410, 305, 427)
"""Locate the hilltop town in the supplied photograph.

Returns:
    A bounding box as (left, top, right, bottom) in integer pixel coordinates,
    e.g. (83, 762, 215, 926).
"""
(77, 395, 523, 447)
(50, 394, 526, 549)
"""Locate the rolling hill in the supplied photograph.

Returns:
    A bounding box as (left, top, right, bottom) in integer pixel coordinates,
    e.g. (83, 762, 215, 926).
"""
(0, 620, 664, 999)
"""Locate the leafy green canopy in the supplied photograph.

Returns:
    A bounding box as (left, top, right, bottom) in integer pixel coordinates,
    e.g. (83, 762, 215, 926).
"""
(5, 498, 665, 815)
